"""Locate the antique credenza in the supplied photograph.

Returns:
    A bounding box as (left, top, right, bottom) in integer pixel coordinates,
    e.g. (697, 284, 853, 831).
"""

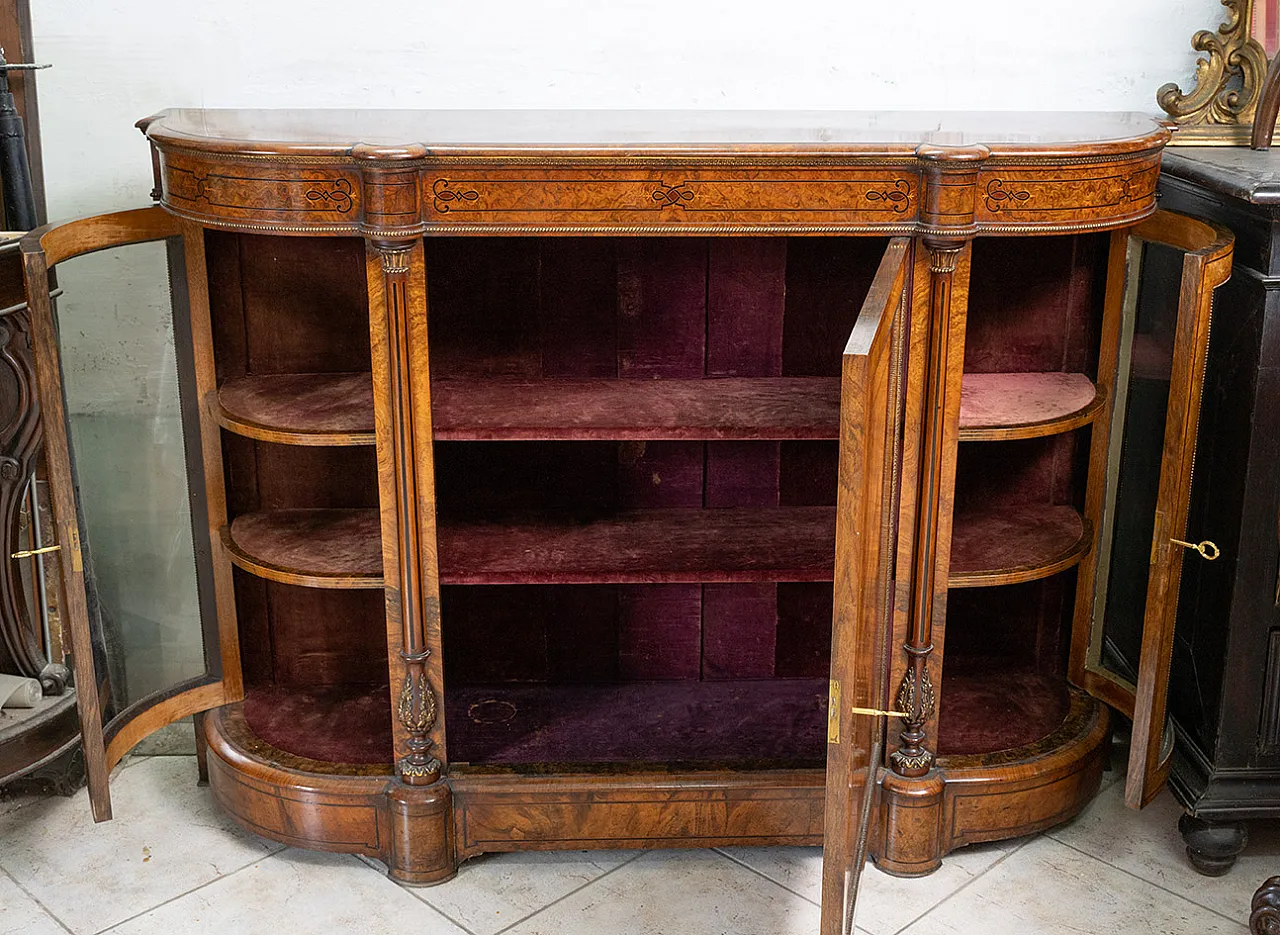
(20, 111, 1232, 934)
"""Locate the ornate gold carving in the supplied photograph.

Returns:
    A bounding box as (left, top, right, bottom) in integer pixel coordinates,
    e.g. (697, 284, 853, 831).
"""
(928, 247, 962, 275)
(889, 749, 934, 773)
(651, 182, 695, 207)
(1158, 0, 1272, 144)
(397, 757, 441, 780)
(894, 665, 936, 722)
(432, 178, 480, 212)
(395, 669, 441, 783)
(397, 672, 438, 734)
(865, 179, 912, 212)
(380, 245, 411, 274)
(984, 178, 1031, 212)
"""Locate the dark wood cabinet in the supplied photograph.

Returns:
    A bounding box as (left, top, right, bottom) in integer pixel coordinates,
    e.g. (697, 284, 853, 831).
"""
(1156, 148, 1280, 875)
(18, 111, 1234, 934)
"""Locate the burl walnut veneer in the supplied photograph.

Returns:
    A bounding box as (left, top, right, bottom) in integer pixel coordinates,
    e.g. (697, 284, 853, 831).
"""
(18, 110, 1233, 934)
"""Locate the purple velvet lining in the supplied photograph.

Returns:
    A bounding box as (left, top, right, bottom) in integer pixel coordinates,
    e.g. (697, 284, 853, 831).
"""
(243, 684, 392, 764)
(446, 679, 828, 765)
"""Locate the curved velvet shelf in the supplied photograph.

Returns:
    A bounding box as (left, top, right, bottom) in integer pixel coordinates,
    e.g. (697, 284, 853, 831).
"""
(222, 509, 384, 589)
(948, 503, 1090, 588)
(958, 372, 1102, 442)
(214, 370, 1100, 446)
(242, 684, 393, 766)
(216, 373, 375, 446)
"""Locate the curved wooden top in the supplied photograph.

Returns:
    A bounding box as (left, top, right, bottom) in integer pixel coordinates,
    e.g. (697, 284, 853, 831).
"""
(139, 109, 1170, 238)
(144, 109, 1168, 157)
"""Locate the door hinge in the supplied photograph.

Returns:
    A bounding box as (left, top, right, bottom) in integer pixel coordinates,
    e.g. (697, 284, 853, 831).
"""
(828, 679, 841, 744)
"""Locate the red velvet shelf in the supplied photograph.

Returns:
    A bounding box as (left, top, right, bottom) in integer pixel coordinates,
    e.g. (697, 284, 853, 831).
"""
(243, 683, 392, 765)
(223, 509, 384, 588)
(214, 370, 1099, 446)
(958, 372, 1101, 440)
(225, 501, 1089, 590)
(447, 679, 829, 766)
(935, 668, 1071, 757)
(233, 669, 1073, 768)
(948, 503, 1089, 588)
(217, 373, 375, 445)
(431, 377, 841, 440)
(444, 669, 1073, 766)
(438, 507, 837, 585)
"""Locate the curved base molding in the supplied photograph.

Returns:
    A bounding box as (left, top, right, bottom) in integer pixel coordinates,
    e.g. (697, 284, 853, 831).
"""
(206, 692, 1107, 881)
(204, 705, 455, 886)
(874, 690, 1109, 876)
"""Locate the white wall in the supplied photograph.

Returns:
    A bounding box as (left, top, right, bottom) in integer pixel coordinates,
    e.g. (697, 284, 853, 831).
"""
(33, 0, 1218, 219)
(27, 0, 1224, 411)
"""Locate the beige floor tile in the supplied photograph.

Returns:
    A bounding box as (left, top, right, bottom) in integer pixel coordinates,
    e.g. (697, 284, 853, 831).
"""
(719, 840, 1020, 935)
(502, 848, 820, 935)
(129, 720, 197, 757)
(0, 756, 278, 935)
(0, 873, 67, 935)
(1049, 780, 1279, 924)
(108, 849, 467, 935)
(406, 849, 636, 935)
(897, 835, 1245, 935)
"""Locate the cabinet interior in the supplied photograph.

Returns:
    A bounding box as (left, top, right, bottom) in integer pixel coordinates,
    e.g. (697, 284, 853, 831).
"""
(939, 233, 1109, 757)
(203, 229, 1112, 768)
(206, 232, 392, 765)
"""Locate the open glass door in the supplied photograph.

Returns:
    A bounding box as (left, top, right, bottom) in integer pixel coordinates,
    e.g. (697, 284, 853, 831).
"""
(1071, 210, 1232, 809)
(21, 206, 239, 820)
(821, 237, 910, 935)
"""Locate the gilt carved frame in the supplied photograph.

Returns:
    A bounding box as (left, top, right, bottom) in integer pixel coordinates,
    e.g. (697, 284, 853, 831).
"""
(1159, 0, 1279, 145)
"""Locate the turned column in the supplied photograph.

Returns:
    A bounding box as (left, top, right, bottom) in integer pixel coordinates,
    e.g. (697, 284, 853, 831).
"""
(357, 145, 448, 788)
(368, 236, 443, 785)
(890, 144, 985, 778)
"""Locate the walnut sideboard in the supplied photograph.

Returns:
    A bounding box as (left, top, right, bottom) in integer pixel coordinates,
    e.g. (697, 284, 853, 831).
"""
(19, 110, 1232, 934)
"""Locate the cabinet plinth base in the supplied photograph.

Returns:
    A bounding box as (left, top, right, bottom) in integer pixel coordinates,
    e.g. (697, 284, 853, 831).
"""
(204, 691, 1106, 879)
(876, 770, 945, 876)
(872, 688, 1108, 876)
(387, 780, 456, 885)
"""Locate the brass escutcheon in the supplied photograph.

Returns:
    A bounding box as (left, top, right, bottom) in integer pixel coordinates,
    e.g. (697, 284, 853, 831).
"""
(1170, 538, 1220, 561)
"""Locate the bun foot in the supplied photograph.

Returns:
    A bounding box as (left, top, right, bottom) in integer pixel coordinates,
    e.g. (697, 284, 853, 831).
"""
(1178, 813, 1248, 876)
(1252, 877, 1280, 935)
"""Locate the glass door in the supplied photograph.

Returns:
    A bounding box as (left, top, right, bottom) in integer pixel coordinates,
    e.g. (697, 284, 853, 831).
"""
(1070, 210, 1233, 808)
(21, 206, 240, 820)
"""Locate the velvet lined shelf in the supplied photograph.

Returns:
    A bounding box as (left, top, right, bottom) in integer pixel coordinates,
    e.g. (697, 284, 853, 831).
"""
(222, 501, 1091, 589)
(215, 370, 1101, 444)
(230, 668, 1079, 769)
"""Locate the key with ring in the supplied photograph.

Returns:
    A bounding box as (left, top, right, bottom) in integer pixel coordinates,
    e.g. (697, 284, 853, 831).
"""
(1170, 538, 1220, 561)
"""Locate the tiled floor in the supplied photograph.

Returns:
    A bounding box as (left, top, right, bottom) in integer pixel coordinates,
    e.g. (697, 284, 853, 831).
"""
(0, 755, 1275, 934)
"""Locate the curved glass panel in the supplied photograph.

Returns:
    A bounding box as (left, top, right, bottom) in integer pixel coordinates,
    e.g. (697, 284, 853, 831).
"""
(53, 238, 212, 723)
